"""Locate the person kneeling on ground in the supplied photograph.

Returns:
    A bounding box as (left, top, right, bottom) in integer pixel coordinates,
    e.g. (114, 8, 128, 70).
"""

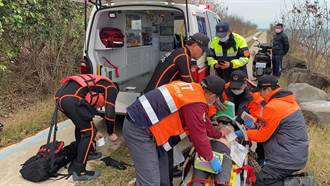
(235, 75, 308, 186)
(54, 74, 118, 181)
(123, 76, 231, 186)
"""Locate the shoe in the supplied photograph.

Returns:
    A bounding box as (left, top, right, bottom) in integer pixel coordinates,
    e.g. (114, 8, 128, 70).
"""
(72, 170, 101, 181)
(88, 151, 102, 161)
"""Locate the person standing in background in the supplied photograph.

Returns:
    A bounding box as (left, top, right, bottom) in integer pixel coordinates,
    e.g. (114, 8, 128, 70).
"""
(272, 23, 289, 77)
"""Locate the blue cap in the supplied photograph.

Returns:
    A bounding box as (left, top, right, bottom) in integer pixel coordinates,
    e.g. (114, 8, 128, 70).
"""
(216, 22, 230, 34)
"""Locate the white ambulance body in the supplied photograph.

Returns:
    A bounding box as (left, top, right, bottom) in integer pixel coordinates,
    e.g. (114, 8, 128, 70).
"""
(82, 0, 222, 113)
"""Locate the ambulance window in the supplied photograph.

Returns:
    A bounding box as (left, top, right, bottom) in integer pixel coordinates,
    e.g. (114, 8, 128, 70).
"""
(206, 12, 219, 38)
(174, 19, 186, 49)
(197, 16, 207, 35)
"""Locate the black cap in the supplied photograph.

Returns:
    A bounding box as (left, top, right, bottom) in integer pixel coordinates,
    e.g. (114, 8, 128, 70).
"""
(257, 75, 279, 90)
(201, 75, 225, 96)
(229, 70, 247, 89)
(190, 32, 210, 53)
(216, 22, 230, 36)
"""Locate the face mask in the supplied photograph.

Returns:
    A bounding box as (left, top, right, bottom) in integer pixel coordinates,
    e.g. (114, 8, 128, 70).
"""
(218, 34, 229, 42)
(275, 28, 282, 33)
(231, 89, 244, 95)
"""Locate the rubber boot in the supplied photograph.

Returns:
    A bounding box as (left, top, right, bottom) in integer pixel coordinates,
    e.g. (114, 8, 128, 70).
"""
(68, 161, 101, 181)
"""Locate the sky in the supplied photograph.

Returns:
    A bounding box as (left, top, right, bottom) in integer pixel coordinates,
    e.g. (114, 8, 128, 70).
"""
(223, 0, 330, 29)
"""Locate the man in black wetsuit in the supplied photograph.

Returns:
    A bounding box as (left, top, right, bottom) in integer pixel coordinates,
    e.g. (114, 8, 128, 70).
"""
(54, 74, 118, 181)
(143, 32, 210, 93)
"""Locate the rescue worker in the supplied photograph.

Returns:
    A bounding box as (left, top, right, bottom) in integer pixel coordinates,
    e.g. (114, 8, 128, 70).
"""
(123, 76, 230, 186)
(223, 70, 264, 119)
(143, 32, 210, 93)
(143, 32, 210, 183)
(272, 23, 290, 77)
(235, 75, 308, 186)
(54, 74, 118, 181)
(207, 22, 250, 82)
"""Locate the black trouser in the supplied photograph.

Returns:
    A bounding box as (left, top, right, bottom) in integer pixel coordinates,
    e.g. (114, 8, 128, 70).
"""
(272, 54, 283, 77)
(216, 65, 247, 82)
(60, 96, 96, 173)
(253, 165, 297, 186)
(167, 149, 174, 186)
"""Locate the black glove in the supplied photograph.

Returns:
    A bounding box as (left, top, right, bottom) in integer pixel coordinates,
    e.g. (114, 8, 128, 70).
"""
(100, 156, 128, 170)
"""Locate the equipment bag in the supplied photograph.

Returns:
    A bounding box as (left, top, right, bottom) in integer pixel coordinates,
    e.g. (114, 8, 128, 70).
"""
(100, 27, 124, 48)
(20, 104, 77, 182)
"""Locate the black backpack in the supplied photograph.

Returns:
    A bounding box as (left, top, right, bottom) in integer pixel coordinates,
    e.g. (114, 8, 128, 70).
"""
(19, 105, 77, 182)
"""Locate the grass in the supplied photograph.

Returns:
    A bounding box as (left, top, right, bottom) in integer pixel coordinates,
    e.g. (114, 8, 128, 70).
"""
(77, 145, 135, 186)
(75, 126, 330, 186)
(305, 125, 330, 186)
(0, 97, 65, 148)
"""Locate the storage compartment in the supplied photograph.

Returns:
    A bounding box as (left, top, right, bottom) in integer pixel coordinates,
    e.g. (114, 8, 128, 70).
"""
(88, 8, 186, 92)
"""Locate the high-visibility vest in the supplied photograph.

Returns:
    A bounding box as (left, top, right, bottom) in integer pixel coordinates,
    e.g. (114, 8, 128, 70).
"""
(207, 33, 250, 69)
(60, 74, 113, 107)
(128, 81, 207, 151)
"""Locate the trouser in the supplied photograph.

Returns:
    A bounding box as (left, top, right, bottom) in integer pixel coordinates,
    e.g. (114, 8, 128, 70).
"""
(60, 96, 96, 173)
(167, 149, 174, 186)
(272, 54, 284, 77)
(216, 65, 247, 82)
(253, 165, 297, 186)
(192, 140, 232, 186)
(123, 118, 171, 186)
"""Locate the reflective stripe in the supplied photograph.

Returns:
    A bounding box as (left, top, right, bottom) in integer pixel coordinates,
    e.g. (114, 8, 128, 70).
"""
(227, 51, 238, 57)
(215, 52, 223, 57)
(159, 86, 178, 113)
(139, 95, 159, 124)
(239, 57, 247, 64)
(179, 133, 187, 140)
(163, 142, 172, 151)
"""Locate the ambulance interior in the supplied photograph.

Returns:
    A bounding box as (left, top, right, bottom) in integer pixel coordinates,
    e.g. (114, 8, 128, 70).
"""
(89, 8, 187, 93)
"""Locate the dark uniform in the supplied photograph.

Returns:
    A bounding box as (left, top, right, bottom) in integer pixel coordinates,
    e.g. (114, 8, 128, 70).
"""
(54, 74, 118, 177)
(143, 47, 194, 93)
(272, 31, 289, 77)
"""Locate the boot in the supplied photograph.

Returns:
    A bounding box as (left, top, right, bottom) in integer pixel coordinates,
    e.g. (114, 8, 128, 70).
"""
(68, 160, 101, 181)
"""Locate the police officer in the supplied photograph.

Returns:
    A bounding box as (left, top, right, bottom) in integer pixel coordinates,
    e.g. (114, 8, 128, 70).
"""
(235, 75, 308, 186)
(207, 22, 250, 82)
(54, 74, 118, 181)
(123, 76, 230, 186)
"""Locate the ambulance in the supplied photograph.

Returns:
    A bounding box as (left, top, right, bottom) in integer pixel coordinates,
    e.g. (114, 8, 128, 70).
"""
(81, 0, 222, 113)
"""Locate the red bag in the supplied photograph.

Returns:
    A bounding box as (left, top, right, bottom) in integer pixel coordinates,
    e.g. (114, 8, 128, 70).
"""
(100, 27, 124, 48)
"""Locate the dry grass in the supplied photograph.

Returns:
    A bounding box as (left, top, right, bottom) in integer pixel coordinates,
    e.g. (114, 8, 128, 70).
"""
(77, 145, 135, 186)
(0, 97, 65, 148)
(305, 125, 330, 186)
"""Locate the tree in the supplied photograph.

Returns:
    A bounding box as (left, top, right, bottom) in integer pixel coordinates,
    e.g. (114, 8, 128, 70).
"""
(280, 0, 330, 75)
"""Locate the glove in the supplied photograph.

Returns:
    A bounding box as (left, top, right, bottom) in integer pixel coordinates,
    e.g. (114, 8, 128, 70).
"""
(244, 119, 256, 129)
(209, 155, 222, 173)
(235, 130, 244, 139)
(101, 156, 128, 170)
